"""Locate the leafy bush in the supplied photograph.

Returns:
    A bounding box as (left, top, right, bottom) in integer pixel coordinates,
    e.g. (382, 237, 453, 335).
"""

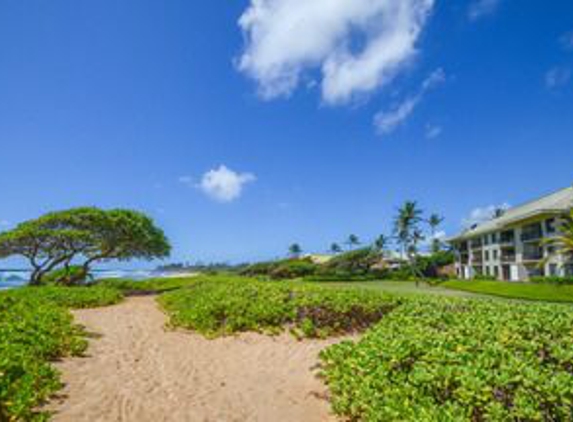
(321, 248, 380, 275)
(0, 286, 122, 420)
(413, 251, 456, 278)
(531, 276, 573, 285)
(239, 258, 318, 280)
(320, 298, 573, 421)
(159, 277, 399, 338)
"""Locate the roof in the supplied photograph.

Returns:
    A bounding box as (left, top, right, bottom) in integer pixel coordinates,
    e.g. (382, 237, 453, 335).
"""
(449, 185, 573, 242)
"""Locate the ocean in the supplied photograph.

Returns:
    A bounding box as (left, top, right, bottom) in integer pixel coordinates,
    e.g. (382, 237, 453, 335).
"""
(0, 269, 158, 290)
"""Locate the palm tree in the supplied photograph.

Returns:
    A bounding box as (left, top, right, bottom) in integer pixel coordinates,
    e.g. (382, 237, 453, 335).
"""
(346, 234, 360, 250)
(288, 243, 302, 258)
(545, 210, 573, 267)
(394, 201, 424, 284)
(373, 234, 388, 256)
(428, 213, 444, 254)
(329, 243, 342, 255)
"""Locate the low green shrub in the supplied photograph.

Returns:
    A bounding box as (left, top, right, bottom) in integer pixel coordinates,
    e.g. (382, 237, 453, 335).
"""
(320, 298, 573, 421)
(239, 258, 319, 280)
(159, 277, 399, 338)
(0, 286, 122, 420)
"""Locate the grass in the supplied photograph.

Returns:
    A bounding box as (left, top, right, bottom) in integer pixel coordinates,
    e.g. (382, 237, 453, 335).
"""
(96, 276, 200, 294)
(443, 280, 573, 303)
(0, 286, 122, 420)
(319, 280, 483, 298)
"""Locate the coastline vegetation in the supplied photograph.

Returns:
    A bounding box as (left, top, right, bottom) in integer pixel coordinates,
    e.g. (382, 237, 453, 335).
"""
(0, 286, 122, 420)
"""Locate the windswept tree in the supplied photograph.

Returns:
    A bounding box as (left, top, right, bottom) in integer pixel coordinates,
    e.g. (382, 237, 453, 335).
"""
(0, 207, 171, 285)
(428, 213, 445, 254)
(288, 243, 302, 258)
(329, 243, 342, 255)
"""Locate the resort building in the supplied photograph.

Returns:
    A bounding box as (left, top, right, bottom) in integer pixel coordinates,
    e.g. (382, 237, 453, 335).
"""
(449, 186, 573, 281)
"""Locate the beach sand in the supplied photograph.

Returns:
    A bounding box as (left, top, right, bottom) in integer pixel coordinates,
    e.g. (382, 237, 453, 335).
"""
(47, 296, 340, 422)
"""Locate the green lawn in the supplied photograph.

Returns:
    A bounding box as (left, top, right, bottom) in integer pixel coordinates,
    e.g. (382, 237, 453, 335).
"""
(317, 280, 484, 298)
(443, 280, 573, 303)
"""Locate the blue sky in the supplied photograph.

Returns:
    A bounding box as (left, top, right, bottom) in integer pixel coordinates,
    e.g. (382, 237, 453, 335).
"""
(1, 0, 572, 266)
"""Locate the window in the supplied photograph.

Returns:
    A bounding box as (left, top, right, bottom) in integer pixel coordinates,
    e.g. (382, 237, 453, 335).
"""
(485, 251, 490, 261)
(493, 250, 499, 260)
(548, 264, 558, 277)
(485, 267, 491, 276)
(546, 218, 556, 234)
(494, 266, 500, 279)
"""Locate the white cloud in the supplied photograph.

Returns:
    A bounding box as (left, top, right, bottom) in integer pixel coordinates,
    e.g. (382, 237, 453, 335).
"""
(468, 0, 502, 21)
(560, 31, 573, 51)
(462, 203, 509, 228)
(237, 0, 435, 105)
(425, 124, 442, 139)
(545, 66, 571, 89)
(197, 165, 256, 203)
(374, 68, 445, 135)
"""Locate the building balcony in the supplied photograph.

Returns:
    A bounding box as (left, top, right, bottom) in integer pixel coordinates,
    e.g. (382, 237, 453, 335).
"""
(523, 253, 544, 261)
(501, 254, 516, 263)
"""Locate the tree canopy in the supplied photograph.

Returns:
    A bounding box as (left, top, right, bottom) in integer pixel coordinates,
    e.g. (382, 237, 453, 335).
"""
(0, 207, 171, 285)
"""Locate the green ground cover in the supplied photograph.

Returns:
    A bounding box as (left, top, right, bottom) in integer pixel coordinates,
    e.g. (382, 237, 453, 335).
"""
(96, 277, 200, 294)
(320, 298, 573, 421)
(443, 280, 573, 303)
(159, 277, 400, 338)
(0, 287, 122, 420)
(157, 276, 573, 420)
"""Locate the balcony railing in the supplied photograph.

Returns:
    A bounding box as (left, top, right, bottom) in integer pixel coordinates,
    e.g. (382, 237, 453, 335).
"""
(501, 254, 516, 263)
(523, 252, 544, 261)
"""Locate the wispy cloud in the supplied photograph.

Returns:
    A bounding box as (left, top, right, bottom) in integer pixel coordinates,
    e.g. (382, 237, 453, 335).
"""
(196, 165, 256, 203)
(0, 220, 10, 229)
(468, 0, 502, 21)
(374, 68, 445, 135)
(545, 66, 571, 89)
(425, 124, 442, 139)
(462, 203, 509, 228)
(237, 0, 435, 105)
(178, 176, 194, 186)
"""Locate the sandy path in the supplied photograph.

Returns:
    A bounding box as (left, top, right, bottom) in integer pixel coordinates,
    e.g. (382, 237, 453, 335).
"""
(48, 296, 340, 422)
